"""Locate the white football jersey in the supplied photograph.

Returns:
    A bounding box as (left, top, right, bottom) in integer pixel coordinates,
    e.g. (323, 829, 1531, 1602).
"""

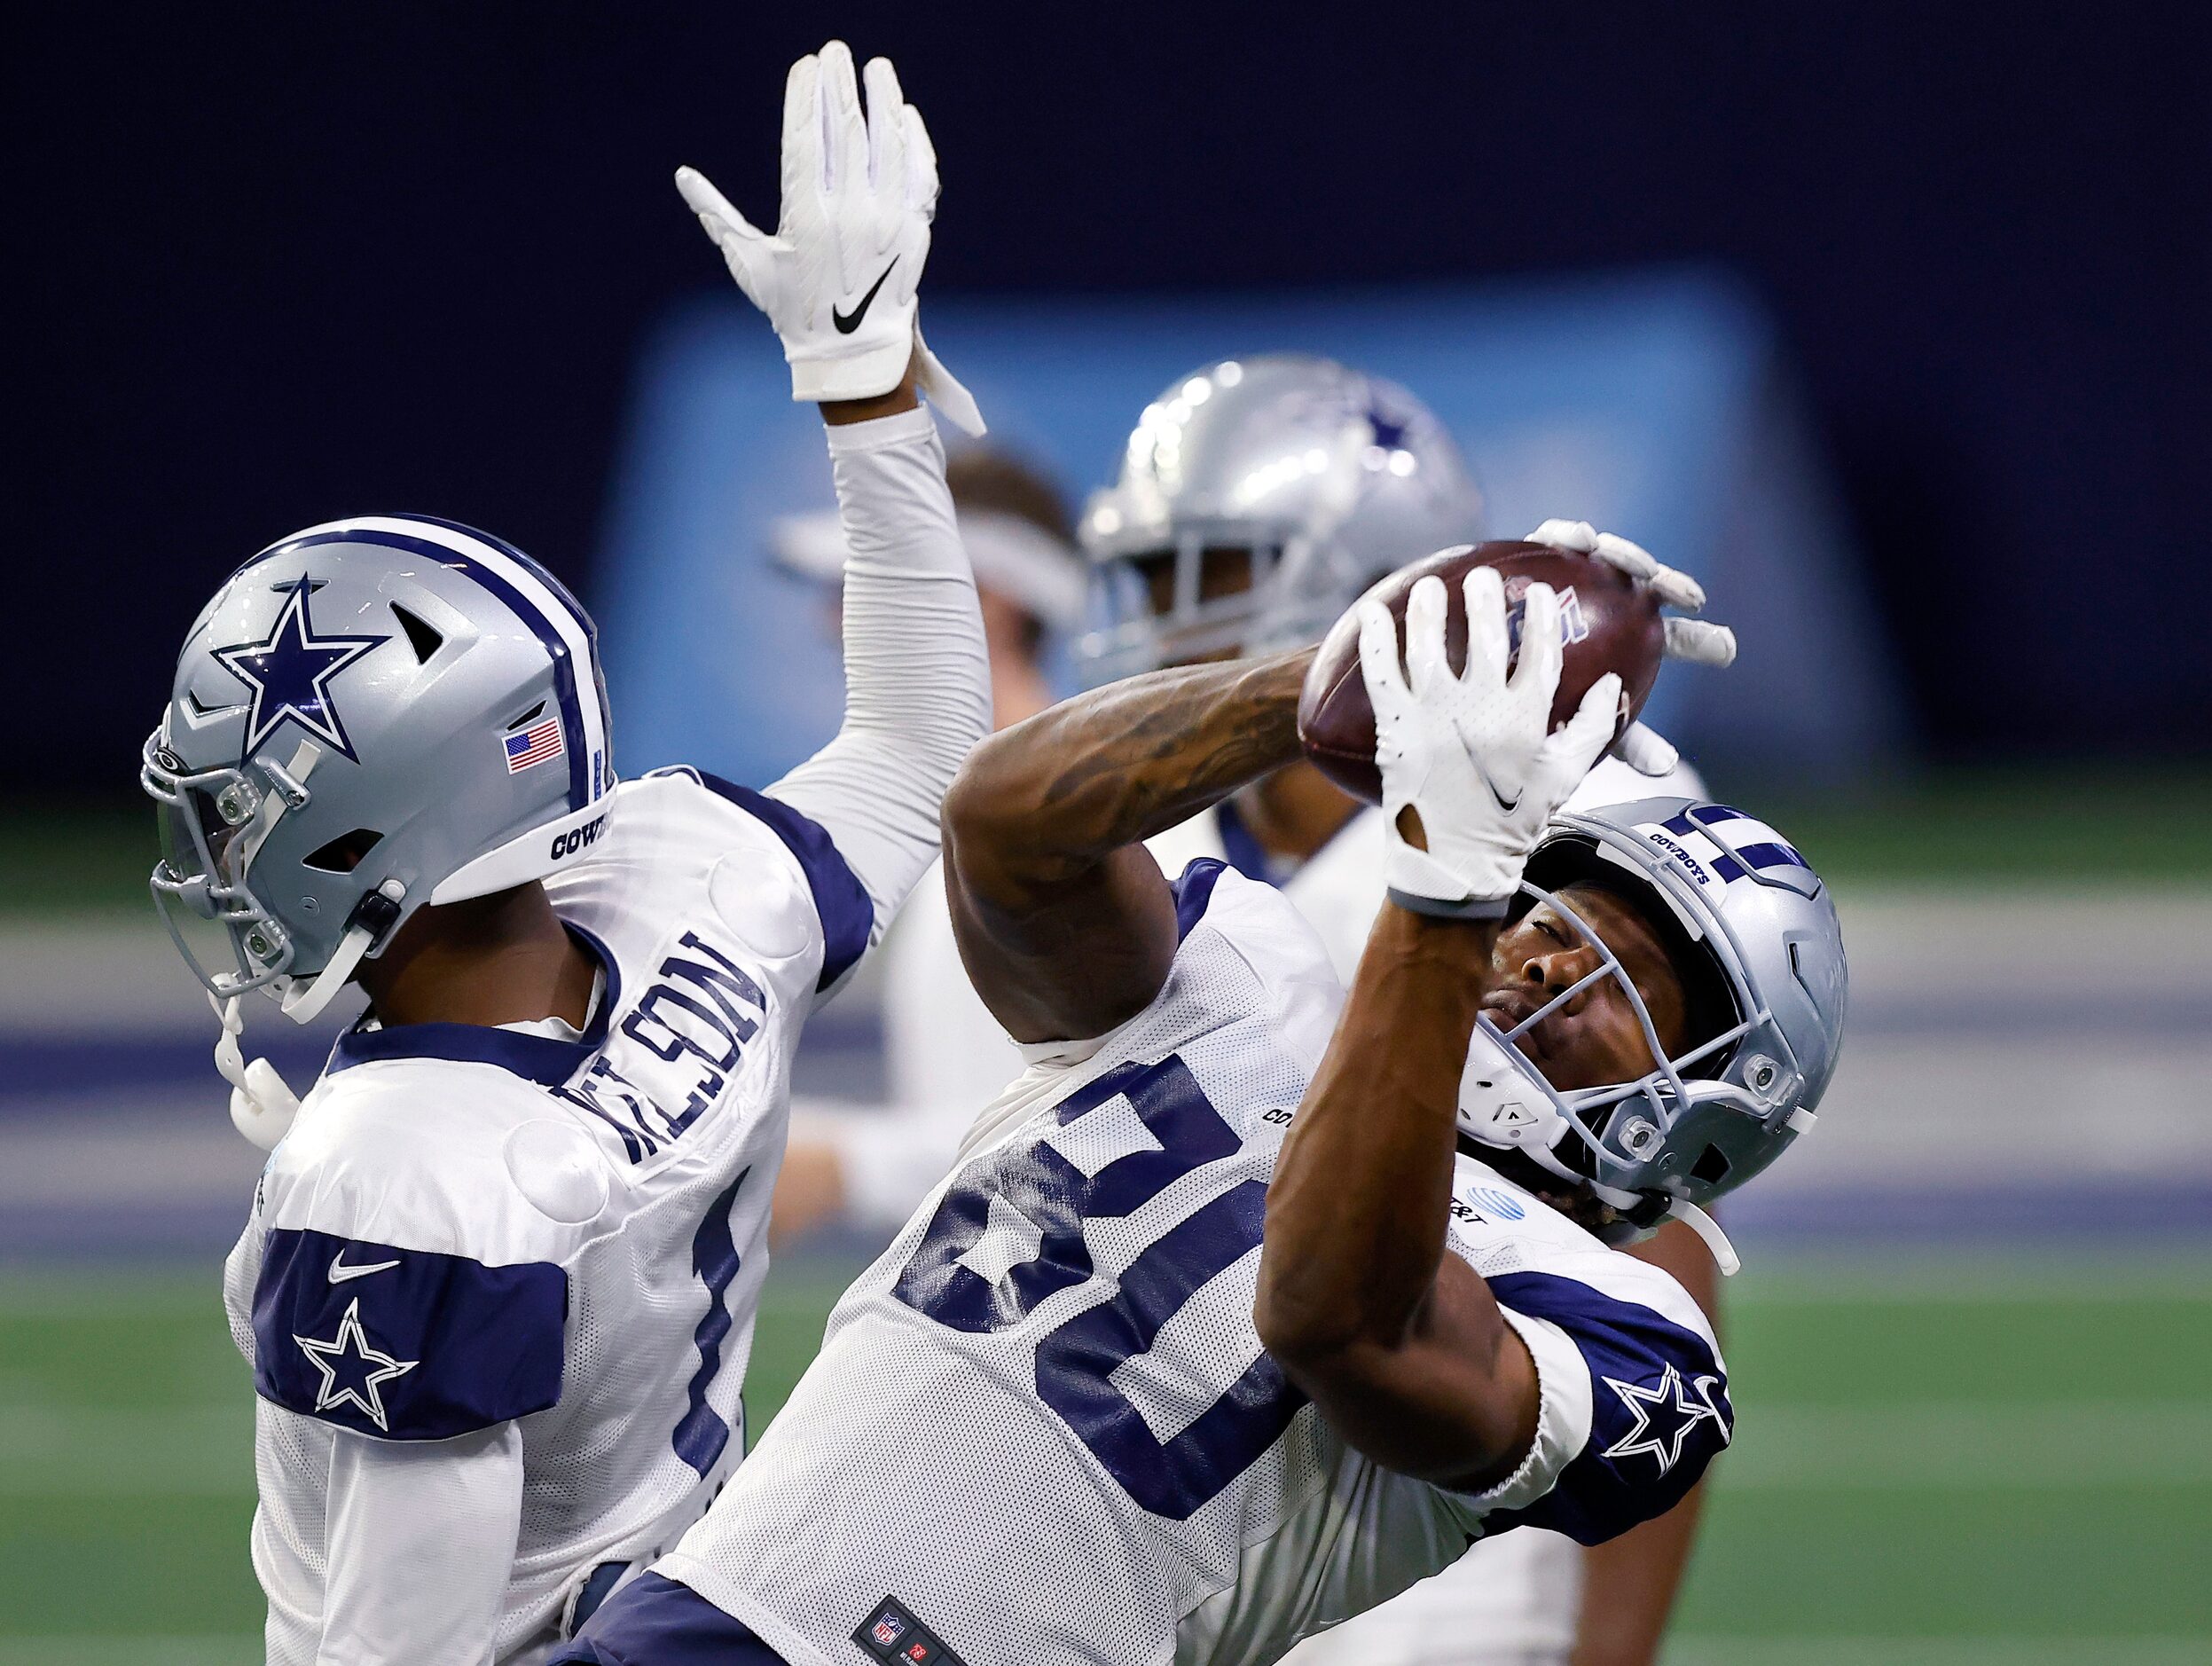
(638, 863, 1730, 1666)
(225, 766, 879, 1664)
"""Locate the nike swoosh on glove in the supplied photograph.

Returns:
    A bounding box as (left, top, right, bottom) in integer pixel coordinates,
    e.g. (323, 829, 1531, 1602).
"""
(1525, 518, 1735, 774)
(674, 41, 983, 434)
(1361, 568, 1620, 918)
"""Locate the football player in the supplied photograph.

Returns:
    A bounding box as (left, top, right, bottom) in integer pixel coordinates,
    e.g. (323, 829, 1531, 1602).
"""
(1081, 358, 1737, 1666)
(555, 560, 1847, 1665)
(1080, 354, 1722, 974)
(770, 354, 1738, 1660)
(139, 43, 988, 1666)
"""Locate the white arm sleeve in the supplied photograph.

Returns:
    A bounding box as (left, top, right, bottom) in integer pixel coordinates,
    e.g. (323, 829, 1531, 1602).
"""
(317, 1422, 524, 1666)
(768, 405, 991, 942)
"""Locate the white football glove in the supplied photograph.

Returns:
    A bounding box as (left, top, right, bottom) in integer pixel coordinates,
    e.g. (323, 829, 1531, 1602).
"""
(674, 41, 984, 435)
(1525, 518, 1735, 774)
(1360, 569, 1621, 917)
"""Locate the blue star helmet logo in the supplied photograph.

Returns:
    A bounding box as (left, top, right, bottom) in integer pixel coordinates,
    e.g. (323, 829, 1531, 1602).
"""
(1599, 1361, 1731, 1476)
(213, 578, 388, 762)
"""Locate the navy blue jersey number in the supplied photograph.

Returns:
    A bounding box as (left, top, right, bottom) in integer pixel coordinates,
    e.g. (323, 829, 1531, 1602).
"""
(671, 1171, 749, 1476)
(892, 1056, 1303, 1519)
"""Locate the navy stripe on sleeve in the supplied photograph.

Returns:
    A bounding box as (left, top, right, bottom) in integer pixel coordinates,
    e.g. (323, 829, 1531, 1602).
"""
(682, 770, 875, 991)
(1478, 1269, 1732, 1546)
(1172, 858, 1229, 941)
(253, 1227, 567, 1441)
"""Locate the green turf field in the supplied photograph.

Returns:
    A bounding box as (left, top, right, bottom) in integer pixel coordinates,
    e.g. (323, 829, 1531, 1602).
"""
(0, 1257, 2204, 1662)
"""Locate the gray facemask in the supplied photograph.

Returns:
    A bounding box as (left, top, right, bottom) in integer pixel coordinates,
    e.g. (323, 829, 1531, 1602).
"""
(1455, 798, 1849, 1274)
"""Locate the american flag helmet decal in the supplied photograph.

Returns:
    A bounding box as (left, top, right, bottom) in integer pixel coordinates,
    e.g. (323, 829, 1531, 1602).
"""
(504, 715, 565, 774)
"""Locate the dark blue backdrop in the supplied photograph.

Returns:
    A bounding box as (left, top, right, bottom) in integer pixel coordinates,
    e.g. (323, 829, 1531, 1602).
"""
(18, 4, 2208, 788)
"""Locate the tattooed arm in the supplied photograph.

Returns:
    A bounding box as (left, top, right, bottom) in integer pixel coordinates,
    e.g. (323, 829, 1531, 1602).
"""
(941, 650, 1313, 1043)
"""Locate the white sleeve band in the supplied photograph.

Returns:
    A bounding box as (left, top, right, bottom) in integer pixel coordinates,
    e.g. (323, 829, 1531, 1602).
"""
(318, 1422, 524, 1666)
(1463, 1307, 1597, 1515)
(768, 406, 992, 953)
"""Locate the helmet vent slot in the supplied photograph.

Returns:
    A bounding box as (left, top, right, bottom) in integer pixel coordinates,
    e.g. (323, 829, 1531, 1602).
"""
(506, 700, 547, 729)
(303, 829, 383, 874)
(183, 688, 245, 719)
(1691, 1144, 1732, 1185)
(391, 604, 444, 664)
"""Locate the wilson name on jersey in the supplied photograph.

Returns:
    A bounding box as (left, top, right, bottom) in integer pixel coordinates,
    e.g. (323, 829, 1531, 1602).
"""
(639, 862, 1730, 1666)
(225, 766, 874, 1664)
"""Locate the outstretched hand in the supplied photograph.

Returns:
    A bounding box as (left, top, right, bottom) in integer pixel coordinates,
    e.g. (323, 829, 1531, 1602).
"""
(674, 41, 983, 434)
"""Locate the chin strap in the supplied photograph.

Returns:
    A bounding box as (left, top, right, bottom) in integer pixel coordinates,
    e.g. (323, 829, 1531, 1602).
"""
(210, 991, 301, 1151)
(279, 879, 404, 1024)
(1667, 1198, 1741, 1277)
(211, 879, 407, 1151)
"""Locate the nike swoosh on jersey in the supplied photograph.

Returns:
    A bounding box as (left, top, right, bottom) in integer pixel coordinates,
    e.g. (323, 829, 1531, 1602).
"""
(832, 260, 898, 334)
(328, 1252, 401, 1284)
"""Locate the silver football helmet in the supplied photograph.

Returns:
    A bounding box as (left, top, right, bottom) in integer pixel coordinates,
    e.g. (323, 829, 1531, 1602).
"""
(1074, 354, 1486, 682)
(1457, 798, 1848, 1271)
(143, 515, 616, 1030)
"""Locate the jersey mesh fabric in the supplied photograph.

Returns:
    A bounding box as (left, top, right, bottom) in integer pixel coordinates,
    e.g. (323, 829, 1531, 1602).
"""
(225, 772, 838, 1664)
(249, 1400, 333, 1663)
(653, 868, 1713, 1666)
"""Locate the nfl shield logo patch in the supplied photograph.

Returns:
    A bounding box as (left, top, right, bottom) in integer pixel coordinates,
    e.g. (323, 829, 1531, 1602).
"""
(854, 1595, 963, 1665)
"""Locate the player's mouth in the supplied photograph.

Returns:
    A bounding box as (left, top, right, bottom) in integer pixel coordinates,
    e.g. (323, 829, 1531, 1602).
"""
(1480, 986, 1551, 1041)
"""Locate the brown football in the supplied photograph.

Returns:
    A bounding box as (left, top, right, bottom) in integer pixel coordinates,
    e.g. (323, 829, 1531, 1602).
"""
(1297, 540, 1665, 805)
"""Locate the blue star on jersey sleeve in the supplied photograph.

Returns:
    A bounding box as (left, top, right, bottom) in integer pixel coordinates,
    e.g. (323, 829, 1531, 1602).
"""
(1476, 1269, 1732, 1545)
(253, 1227, 568, 1440)
(293, 1297, 420, 1431)
(1598, 1357, 1729, 1478)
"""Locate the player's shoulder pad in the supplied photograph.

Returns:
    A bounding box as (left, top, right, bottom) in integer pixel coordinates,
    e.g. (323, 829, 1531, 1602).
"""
(1473, 1254, 1731, 1545)
(271, 1065, 606, 1260)
(1171, 859, 1334, 969)
(247, 1073, 592, 1439)
(642, 766, 873, 990)
(1169, 860, 1342, 1053)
